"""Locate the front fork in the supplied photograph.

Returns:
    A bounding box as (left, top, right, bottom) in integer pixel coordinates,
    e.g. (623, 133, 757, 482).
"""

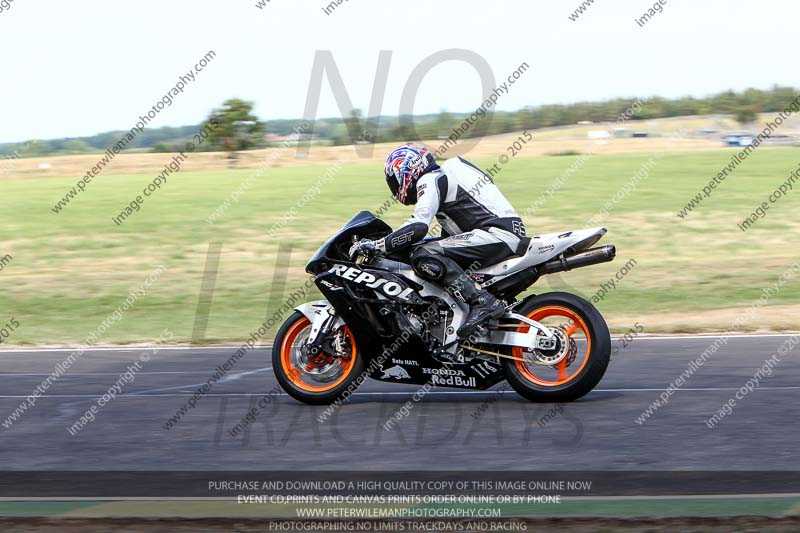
(294, 302, 342, 357)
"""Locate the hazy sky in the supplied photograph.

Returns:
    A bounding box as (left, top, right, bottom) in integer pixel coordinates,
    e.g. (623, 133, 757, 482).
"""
(0, 0, 795, 143)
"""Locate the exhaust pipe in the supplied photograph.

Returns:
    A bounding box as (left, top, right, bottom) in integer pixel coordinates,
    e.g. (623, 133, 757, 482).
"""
(540, 245, 616, 274)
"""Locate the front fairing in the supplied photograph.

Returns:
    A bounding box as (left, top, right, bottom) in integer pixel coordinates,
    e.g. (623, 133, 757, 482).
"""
(305, 211, 392, 275)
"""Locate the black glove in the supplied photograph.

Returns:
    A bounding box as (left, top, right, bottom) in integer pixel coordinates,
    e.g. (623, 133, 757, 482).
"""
(348, 239, 378, 261)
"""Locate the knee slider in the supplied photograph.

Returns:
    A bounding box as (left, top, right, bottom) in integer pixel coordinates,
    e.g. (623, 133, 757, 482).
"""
(411, 248, 446, 282)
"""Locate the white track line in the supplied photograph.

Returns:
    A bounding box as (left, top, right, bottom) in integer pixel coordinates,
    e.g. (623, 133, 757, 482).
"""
(1, 386, 799, 399)
(0, 346, 272, 353)
(614, 333, 799, 340)
(0, 371, 261, 377)
(127, 368, 273, 395)
(1, 333, 797, 354)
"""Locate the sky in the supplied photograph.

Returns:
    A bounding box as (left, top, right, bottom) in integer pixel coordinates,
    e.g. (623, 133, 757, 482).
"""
(0, 0, 796, 143)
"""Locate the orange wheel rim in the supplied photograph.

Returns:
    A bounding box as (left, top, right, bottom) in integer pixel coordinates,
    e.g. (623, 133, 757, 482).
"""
(512, 306, 591, 387)
(280, 316, 357, 392)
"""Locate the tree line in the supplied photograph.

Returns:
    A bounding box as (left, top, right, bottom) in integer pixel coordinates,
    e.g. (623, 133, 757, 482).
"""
(1, 86, 796, 158)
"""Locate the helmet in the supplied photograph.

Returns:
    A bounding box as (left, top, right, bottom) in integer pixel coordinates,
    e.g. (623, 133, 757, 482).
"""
(384, 142, 438, 205)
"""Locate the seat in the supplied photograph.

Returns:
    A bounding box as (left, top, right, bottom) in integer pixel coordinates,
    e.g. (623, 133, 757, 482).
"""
(515, 237, 532, 257)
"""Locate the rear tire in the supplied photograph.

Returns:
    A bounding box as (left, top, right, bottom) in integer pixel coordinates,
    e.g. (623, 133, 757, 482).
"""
(272, 311, 365, 405)
(501, 292, 610, 402)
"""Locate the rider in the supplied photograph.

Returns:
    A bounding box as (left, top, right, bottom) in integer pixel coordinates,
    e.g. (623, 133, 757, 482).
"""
(349, 142, 527, 337)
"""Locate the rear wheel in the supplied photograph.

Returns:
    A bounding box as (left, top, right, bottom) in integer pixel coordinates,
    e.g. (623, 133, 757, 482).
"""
(272, 311, 365, 405)
(501, 292, 610, 402)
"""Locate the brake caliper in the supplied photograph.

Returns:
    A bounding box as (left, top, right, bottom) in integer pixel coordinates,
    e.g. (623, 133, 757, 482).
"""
(303, 327, 351, 371)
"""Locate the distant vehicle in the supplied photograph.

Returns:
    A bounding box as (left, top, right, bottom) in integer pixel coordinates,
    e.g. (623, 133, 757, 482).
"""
(722, 134, 754, 147)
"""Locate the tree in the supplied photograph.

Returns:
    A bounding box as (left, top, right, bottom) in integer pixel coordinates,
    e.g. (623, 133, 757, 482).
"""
(735, 106, 758, 125)
(18, 140, 52, 157)
(387, 117, 417, 142)
(61, 139, 93, 154)
(333, 108, 373, 145)
(434, 110, 453, 137)
(329, 124, 351, 146)
(710, 90, 740, 115)
(203, 99, 266, 154)
(151, 142, 174, 153)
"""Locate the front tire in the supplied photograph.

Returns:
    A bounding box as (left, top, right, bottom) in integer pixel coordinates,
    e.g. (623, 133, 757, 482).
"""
(272, 311, 365, 405)
(501, 292, 611, 402)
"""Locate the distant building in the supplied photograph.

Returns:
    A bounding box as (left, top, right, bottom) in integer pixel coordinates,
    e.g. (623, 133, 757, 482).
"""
(265, 133, 319, 142)
(588, 130, 611, 139)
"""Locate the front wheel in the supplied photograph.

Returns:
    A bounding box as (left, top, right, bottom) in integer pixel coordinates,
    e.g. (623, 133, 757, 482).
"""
(501, 292, 611, 402)
(272, 311, 365, 405)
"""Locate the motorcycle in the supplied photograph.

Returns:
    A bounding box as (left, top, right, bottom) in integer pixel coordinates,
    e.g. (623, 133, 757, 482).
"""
(273, 211, 616, 405)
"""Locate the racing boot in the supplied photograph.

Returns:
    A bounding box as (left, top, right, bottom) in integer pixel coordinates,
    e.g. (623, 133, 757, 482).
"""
(457, 285, 506, 338)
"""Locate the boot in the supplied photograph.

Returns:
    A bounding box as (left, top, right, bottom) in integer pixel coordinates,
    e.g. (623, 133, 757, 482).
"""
(457, 289, 505, 338)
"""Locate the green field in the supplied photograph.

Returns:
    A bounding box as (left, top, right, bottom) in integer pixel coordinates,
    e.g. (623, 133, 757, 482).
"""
(1, 147, 799, 345)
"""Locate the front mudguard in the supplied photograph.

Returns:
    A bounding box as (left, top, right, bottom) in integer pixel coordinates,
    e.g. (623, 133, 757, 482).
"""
(294, 300, 334, 322)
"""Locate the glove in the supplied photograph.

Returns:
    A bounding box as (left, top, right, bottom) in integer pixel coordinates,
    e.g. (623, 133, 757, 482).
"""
(348, 239, 378, 261)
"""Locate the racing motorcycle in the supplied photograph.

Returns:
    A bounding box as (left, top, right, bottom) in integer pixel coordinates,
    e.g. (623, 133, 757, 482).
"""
(273, 211, 616, 405)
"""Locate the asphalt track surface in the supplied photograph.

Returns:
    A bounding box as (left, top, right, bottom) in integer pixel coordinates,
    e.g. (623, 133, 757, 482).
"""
(0, 335, 797, 471)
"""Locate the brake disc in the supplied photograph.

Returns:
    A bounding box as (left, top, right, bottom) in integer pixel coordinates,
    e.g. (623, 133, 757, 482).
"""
(301, 328, 350, 383)
(528, 326, 577, 366)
